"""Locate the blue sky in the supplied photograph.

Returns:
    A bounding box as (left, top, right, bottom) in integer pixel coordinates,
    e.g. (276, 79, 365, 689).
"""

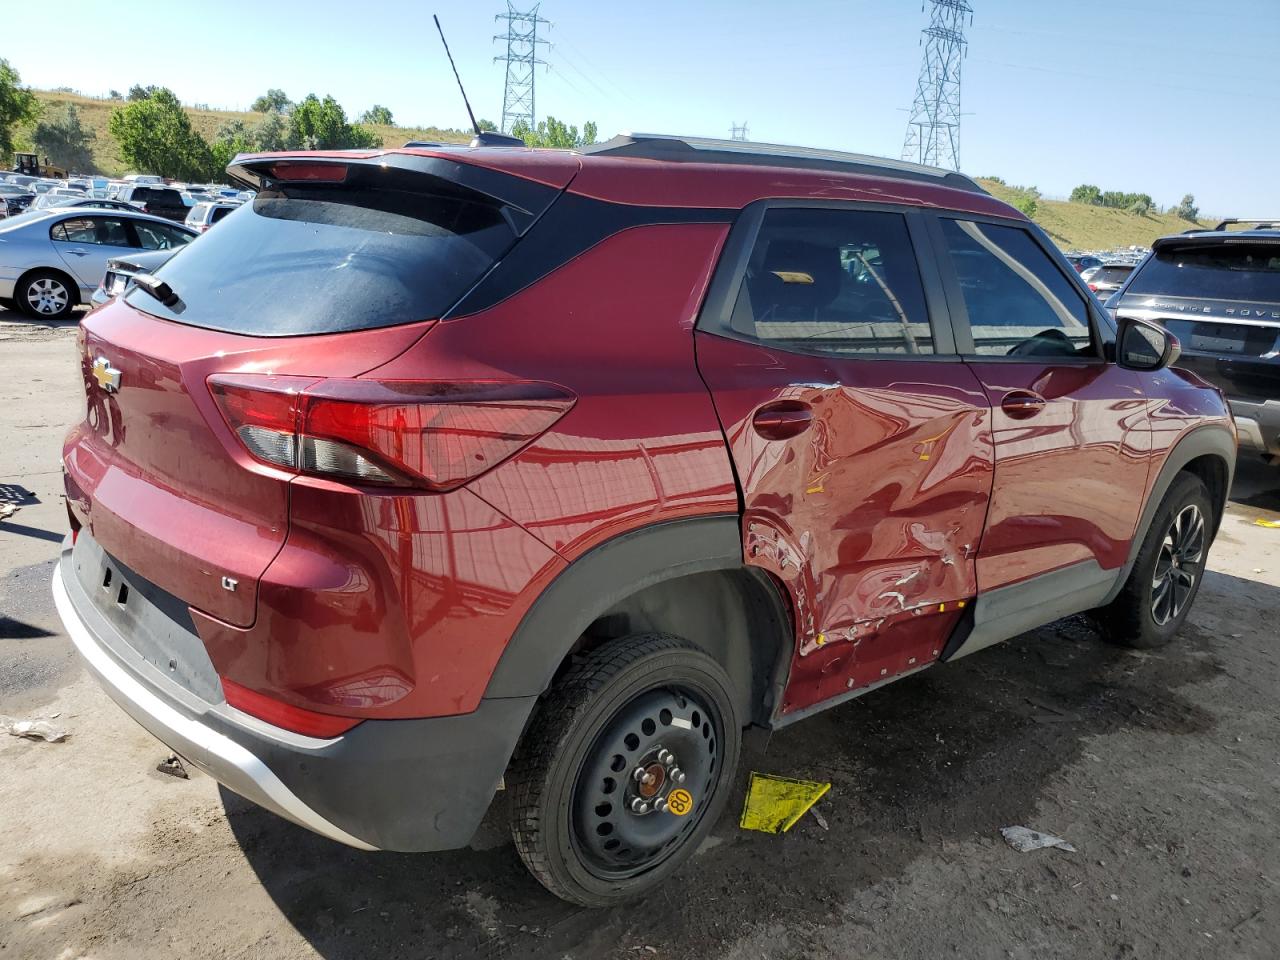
(11, 0, 1278, 214)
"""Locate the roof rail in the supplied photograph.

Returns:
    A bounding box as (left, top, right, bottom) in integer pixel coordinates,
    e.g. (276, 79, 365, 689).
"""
(583, 133, 986, 194)
(1213, 218, 1280, 231)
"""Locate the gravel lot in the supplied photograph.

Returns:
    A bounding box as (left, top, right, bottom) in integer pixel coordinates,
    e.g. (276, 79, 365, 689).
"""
(2, 308, 1278, 960)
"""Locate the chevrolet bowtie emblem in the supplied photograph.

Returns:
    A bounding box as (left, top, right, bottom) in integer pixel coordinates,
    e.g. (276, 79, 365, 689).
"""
(92, 356, 121, 393)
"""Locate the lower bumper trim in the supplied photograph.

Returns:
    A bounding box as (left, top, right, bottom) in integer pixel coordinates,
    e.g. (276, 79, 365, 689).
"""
(52, 564, 379, 851)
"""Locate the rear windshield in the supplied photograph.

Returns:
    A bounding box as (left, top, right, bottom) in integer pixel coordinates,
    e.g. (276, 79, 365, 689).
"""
(134, 187, 182, 205)
(1095, 266, 1134, 283)
(126, 181, 516, 335)
(1128, 243, 1280, 302)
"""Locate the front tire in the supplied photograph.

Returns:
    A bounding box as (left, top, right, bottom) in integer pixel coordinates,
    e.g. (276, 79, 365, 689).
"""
(17, 270, 77, 320)
(1095, 472, 1213, 648)
(508, 634, 741, 907)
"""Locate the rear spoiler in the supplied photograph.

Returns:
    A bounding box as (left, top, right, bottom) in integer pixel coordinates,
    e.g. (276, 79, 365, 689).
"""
(225, 152, 560, 235)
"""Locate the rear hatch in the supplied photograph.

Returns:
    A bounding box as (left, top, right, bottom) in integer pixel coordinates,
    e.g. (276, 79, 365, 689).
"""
(66, 149, 576, 627)
(1113, 235, 1280, 399)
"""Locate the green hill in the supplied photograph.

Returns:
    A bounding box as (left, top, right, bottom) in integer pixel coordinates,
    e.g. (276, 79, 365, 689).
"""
(19, 90, 472, 178)
(20, 92, 1207, 251)
(976, 179, 1210, 251)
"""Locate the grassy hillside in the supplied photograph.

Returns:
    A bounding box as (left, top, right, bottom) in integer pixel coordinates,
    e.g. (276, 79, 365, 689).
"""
(976, 179, 1210, 251)
(19, 90, 471, 178)
(20, 92, 1207, 251)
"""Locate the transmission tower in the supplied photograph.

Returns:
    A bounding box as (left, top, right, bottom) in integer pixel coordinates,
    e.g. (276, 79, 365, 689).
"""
(729, 121, 749, 142)
(901, 0, 972, 170)
(494, 3, 551, 134)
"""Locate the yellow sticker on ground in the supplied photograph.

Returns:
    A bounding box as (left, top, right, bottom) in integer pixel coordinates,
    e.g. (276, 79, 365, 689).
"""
(666, 788, 694, 816)
(739, 772, 831, 834)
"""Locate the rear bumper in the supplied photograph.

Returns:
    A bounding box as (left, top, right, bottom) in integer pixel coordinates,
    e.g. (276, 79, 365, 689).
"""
(53, 537, 536, 852)
(1231, 398, 1280, 457)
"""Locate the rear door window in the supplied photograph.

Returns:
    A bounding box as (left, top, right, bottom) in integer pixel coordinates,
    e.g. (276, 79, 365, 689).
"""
(939, 218, 1095, 358)
(132, 220, 193, 250)
(1127, 244, 1280, 302)
(51, 216, 136, 247)
(726, 207, 938, 355)
(127, 177, 521, 336)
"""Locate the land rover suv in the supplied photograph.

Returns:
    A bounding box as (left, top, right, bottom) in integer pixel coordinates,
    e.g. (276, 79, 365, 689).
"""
(54, 135, 1235, 906)
(1106, 220, 1280, 465)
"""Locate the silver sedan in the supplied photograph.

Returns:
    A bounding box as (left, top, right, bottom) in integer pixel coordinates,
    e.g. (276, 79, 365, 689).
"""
(0, 207, 197, 319)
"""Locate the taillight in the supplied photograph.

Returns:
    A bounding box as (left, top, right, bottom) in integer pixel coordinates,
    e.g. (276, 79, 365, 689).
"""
(208, 374, 575, 490)
(1088, 283, 1099, 292)
(221, 677, 362, 738)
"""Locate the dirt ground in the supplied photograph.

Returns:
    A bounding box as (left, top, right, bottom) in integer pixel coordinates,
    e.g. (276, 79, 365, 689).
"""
(2, 308, 1279, 960)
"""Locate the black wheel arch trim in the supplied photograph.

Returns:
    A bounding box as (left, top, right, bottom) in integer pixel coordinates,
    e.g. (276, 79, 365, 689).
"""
(484, 514, 791, 716)
(1099, 423, 1235, 607)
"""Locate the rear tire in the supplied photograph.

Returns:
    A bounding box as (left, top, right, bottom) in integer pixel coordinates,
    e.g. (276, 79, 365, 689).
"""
(1094, 473, 1213, 649)
(508, 634, 741, 907)
(17, 270, 77, 320)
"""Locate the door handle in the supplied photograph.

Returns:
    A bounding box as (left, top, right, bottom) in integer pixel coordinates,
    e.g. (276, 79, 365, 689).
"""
(752, 401, 813, 440)
(1001, 390, 1047, 419)
(65, 249, 89, 257)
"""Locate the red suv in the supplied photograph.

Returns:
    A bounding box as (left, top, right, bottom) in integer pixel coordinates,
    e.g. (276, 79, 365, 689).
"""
(55, 135, 1235, 906)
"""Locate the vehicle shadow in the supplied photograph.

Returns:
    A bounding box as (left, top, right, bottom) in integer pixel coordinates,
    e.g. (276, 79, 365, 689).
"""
(1229, 456, 1280, 511)
(226, 569, 1272, 959)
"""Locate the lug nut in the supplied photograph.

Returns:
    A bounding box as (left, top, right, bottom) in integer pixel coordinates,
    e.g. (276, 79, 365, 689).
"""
(671, 767, 686, 784)
(630, 797, 650, 814)
(658, 749, 675, 766)
(632, 767, 648, 783)
(653, 797, 668, 813)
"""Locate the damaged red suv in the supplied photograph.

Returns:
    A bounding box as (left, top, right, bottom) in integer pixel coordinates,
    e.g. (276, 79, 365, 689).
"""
(55, 134, 1235, 906)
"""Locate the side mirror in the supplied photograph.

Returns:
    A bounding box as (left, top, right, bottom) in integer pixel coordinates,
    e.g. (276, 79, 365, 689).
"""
(1116, 315, 1180, 371)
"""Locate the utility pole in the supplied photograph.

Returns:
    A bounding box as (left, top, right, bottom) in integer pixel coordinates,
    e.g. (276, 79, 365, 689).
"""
(729, 121, 749, 142)
(494, 2, 550, 134)
(901, 0, 972, 171)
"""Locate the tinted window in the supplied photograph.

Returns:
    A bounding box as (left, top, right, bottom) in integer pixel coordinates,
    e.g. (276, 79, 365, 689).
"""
(126, 181, 517, 335)
(728, 208, 936, 355)
(1095, 266, 1134, 284)
(940, 219, 1093, 358)
(50, 216, 134, 246)
(133, 221, 193, 250)
(1127, 243, 1280, 302)
(134, 187, 182, 205)
(210, 205, 234, 223)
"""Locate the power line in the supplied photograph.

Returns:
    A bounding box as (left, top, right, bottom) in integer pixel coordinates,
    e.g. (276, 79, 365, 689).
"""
(729, 121, 749, 142)
(493, 2, 550, 134)
(902, 0, 972, 171)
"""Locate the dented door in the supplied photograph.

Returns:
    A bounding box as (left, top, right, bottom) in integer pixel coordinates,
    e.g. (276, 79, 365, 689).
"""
(697, 336, 993, 714)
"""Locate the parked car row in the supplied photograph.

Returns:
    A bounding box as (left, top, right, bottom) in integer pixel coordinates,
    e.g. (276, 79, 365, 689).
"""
(3, 168, 251, 225)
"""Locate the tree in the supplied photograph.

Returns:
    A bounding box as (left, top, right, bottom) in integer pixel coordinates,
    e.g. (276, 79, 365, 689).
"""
(127, 84, 160, 101)
(251, 88, 291, 114)
(208, 112, 293, 174)
(288, 94, 380, 149)
(109, 87, 216, 181)
(1011, 194, 1038, 218)
(1070, 184, 1101, 205)
(509, 116, 598, 148)
(108, 89, 122, 100)
(360, 105, 394, 125)
(253, 111, 290, 151)
(1127, 194, 1154, 216)
(477, 118, 498, 132)
(0, 59, 38, 160)
(1175, 194, 1199, 222)
(32, 103, 96, 173)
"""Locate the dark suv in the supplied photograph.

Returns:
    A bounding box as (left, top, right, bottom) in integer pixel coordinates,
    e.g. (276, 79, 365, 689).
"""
(55, 136, 1235, 906)
(117, 184, 188, 222)
(1107, 220, 1280, 464)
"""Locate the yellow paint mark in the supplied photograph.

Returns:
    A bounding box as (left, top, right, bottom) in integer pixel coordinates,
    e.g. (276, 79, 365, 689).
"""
(815, 632, 828, 647)
(806, 483, 825, 494)
(1254, 518, 1280, 529)
(739, 773, 831, 834)
(938, 603, 946, 612)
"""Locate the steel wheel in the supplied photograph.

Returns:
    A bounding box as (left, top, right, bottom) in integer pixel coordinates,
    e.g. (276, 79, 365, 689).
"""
(1150, 503, 1205, 625)
(571, 687, 720, 880)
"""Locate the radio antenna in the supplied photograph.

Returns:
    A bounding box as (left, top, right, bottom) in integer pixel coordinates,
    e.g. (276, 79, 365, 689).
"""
(434, 14, 481, 137)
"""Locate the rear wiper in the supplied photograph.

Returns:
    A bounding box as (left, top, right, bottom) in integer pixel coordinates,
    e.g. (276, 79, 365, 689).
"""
(131, 273, 182, 308)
